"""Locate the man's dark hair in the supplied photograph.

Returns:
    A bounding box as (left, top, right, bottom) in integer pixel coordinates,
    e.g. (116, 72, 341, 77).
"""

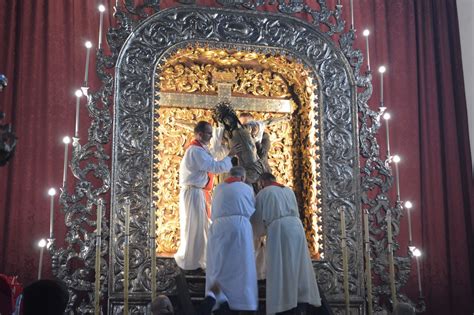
(194, 121, 210, 134)
(259, 172, 276, 182)
(22, 279, 69, 315)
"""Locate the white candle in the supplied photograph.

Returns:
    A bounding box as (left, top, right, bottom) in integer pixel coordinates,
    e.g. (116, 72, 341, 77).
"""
(379, 66, 386, 107)
(84, 41, 92, 87)
(383, 113, 391, 158)
(387, 210, 397, 306)
(62, 136, 71, 187)
(404, 201, 413, 245)
(38, 239, 47, 280)
(74, 90, 83, 138)
(48, 188, 57, 239)
(124, 199, 131, 315)
(340, 208, 350, 314)
(95, 199, 103, 315)
(150, 204, 157, 302)
(413, 248, 423, 297)
(350, 0, 354, 29)
(98, 5, 106, 50)
(393, 155, 401, 201)
(363, 29, 371, 71)
(363, 210, 373, 315)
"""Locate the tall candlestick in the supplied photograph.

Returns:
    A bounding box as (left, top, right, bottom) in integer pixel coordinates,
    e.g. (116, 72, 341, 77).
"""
(48, 188, 57, 239)
(404, 201, 413, 245)
(84, 41, 92, 87)
(387, 210, 397, 307)
(95, 199, 103, 315)
(393, 155, 401, 201)
(363, 210, 373, 315)
(98, 5, 106, 50)
(350, 0, 354, 29)
(150, 204, 157, 302)
(379, 66, 386, 107)
(62, 136, 71, 187)
(74, 89, 83, 138)
(363, 29, 371, 71)
(413, 248, 423, 297)
(383, 113, 391, 158)
(340, 207, 350, 314)
(124, 199, 131, 315)
(37, 239, 47, 280)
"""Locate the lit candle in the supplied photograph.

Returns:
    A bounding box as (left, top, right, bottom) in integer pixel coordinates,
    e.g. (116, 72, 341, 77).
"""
(38, 239, 47, 280)
(387, 210, 397, 307)
(95, 199, 103, 315)
(404, 201, 413, 245)
(74, 90, 83, 138)
(48, 188, 57, 239)
(363, 29, 371, 71)
(350, 0, 354, 29)
(413, 248, 423, 297)
(363, 210, 373, 315)
(62, 136, 71, 188)
(379, 66, 386, 107)
(98, 5, 106, 50)
(84, 41, 92, 87)
(392, 155, 401, 201)
(340, 207, 350, 315)
(383, 113, 391, 159)
(124, 199, 131, 315)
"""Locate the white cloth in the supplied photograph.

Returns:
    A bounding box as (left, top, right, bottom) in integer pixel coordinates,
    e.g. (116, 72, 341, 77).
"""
(209, 125, 229, 160)
(205, 181, 258, 311)
(174, 144, 232, 270)
(253, 185, 322, 314)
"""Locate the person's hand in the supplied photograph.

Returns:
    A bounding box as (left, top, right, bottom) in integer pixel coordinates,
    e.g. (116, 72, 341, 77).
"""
(228, 143, 242, 157)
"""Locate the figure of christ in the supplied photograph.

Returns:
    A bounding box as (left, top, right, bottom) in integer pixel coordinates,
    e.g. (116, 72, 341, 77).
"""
(239, 112, 290, 174)
(212, 102, 265, 187)
(174, 121, 240, 271)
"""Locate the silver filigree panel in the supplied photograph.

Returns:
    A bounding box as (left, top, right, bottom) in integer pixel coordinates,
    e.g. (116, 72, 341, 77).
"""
(111, 6, 362, 308)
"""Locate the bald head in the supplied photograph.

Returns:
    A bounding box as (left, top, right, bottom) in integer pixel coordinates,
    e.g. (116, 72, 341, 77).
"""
(230, 166, 246, 178)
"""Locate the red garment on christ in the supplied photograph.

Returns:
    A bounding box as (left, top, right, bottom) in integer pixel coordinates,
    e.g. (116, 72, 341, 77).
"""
(187, 139, 214, 218)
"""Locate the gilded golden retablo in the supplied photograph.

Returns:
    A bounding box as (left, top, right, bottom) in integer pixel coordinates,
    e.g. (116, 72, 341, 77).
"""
(153, 46, 322, 259)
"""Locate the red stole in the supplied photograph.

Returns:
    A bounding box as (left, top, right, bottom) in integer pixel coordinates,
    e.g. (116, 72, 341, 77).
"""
(187, 139, 214, 218)
(224, 176, 241, 184)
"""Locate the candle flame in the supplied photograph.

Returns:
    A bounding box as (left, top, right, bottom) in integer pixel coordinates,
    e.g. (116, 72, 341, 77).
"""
(404, 201, 413, 209)
(392, 155, 401, 163)
(413, 248, 422, 257)
(85, 41, 93, 49)
(383, 112, 391, 120)
(48, 188, 57, 196)
(98, 4, 106, 12)
(63, 136, 71, 144)
(363, 29, 370, 37)
(75, 89, 83, 98)
(38, 239, 47, 248)
(378, 66, 386, 73)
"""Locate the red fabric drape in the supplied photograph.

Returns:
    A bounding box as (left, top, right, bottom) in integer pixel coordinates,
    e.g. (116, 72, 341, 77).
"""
(0, 1, 472, 313)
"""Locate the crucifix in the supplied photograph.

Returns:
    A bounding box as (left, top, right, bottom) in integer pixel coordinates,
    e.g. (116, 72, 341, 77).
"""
(158, 70, 293, 113)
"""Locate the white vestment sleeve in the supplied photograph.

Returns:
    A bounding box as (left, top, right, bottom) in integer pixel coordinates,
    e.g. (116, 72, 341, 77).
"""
(209, 126, 229, 160)
(186, 146, 232, 174)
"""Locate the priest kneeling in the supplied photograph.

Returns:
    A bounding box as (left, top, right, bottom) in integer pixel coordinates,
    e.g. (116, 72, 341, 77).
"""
(252, 172, 322, 315)
(205, 166, 258, 313)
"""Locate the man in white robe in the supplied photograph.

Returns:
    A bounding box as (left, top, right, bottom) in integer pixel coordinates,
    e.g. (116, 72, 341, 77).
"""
(174, 121, 238, 270)
(205, 166, 258, 312)
(252, 172, 322, 314)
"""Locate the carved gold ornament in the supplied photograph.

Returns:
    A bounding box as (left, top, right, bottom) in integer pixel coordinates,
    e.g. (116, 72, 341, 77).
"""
(153, 46, 322, 258)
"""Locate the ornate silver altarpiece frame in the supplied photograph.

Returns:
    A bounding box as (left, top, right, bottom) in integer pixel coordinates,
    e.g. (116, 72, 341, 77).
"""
(52, 1, 415, 314)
